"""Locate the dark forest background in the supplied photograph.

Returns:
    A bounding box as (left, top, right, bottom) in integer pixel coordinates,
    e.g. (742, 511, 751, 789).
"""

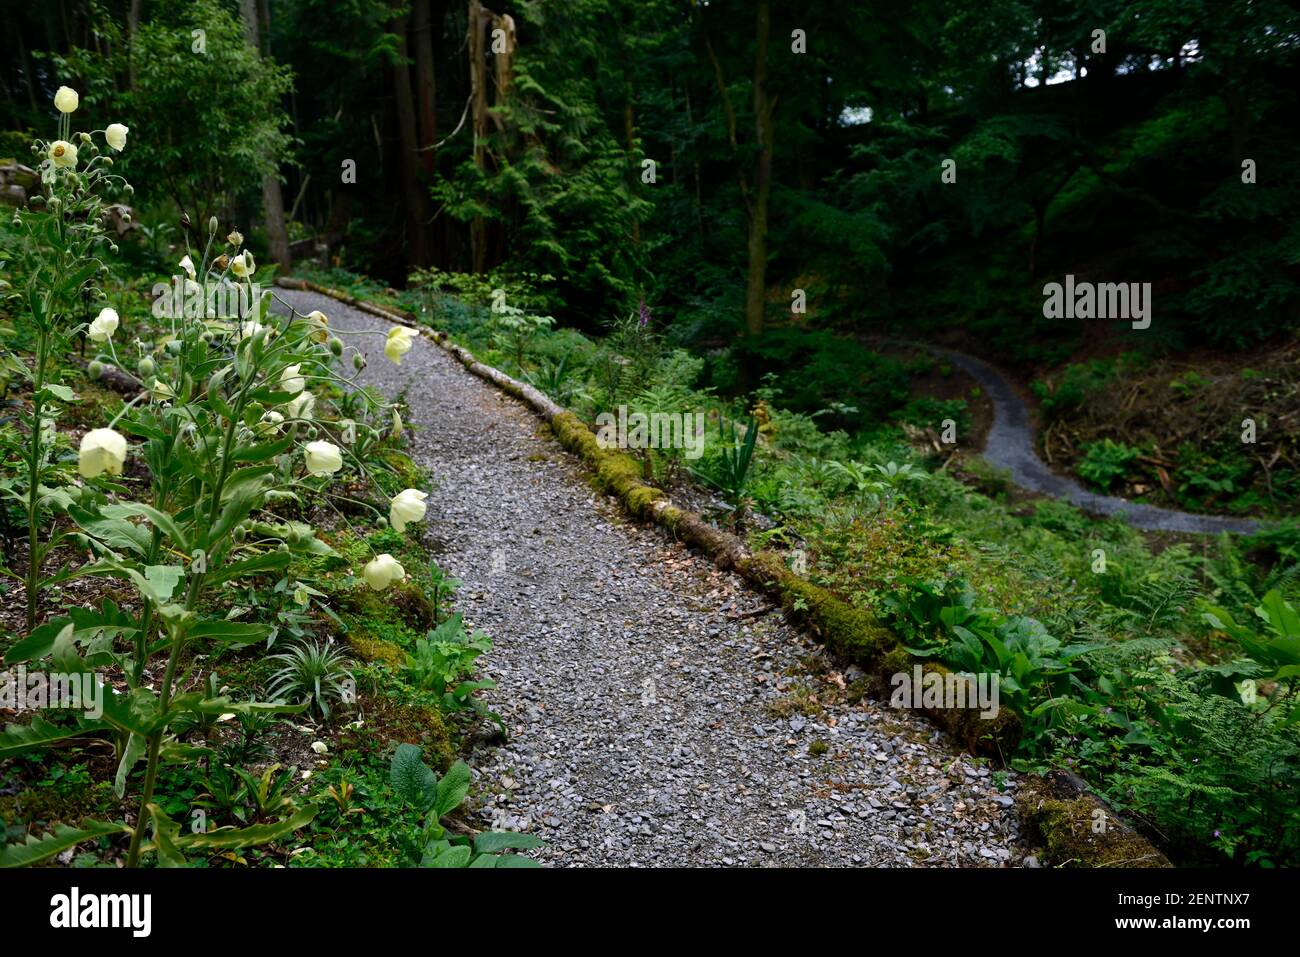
(3, 0, 1299, 367)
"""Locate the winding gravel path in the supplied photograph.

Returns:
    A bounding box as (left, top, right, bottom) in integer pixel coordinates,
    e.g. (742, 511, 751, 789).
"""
(277, 288, 1027, 868)
(930, 347, 1262, 534)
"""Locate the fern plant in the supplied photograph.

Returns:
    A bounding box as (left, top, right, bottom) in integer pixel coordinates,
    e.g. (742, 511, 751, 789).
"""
(1078, 439, 1140, 491)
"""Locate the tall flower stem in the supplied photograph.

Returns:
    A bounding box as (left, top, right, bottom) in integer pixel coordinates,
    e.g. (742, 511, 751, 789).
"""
(23, 326, 49, 634)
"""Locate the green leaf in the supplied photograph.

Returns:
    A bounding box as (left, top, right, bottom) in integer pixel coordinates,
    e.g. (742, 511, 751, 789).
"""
(3, 617, 73, 664)
(99, 687, 163, 737)
(206, 484, 265, 549)
(186, 620, 274, 645)
(168, 805, 317, 851)
(426, 844, 473, 868)
(114, 732, 148, 798)
(473, 831, 544, 854)
(147, 805, 189, 867)
(433, 759, 472, 818)
(74, 559, 185, 605)
(68, 509, 151, 556)
(105, 503, 190, 552)
(40, 383, 76, 402)
(164, 694, 305, 724)
(142, 565, 186, 603)
(0, 820, 129, 867)
(390, 743, 437, 811)
(0, 715, 109, 758)
(230, 432, 296, 463)
(202, 550, 290, 587)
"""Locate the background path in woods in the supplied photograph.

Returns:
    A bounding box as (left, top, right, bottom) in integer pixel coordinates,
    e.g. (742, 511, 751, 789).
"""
(927, 346, 1262, 535)
(276, 288, 1027, 867)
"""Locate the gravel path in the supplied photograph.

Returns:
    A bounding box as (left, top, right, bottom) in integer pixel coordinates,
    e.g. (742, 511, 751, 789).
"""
(277, 288, 1028, 867)
(929, 346, 1263, 534)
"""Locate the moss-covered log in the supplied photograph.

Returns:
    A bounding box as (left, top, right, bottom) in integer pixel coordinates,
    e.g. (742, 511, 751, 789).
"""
(1016, 772, 1170, 868)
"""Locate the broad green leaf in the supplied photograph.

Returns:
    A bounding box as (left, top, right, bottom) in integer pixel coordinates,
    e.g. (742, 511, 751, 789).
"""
(427, 844, 472, 868)
(473, 831, 544, 854)
(164, 693, 305, 723)
(3, 617, 73, 664)
(390, 743, 438, 810)
(105, 503, 190, 552)
(40, 383, 75, 402)
(68, 509, 151, 556)
(494, 853, 543, 868)
(206, 485, 265, 549)
(230, 432, 296, 463)
(142, 565, 186, 603)
(186, 621, 274, 644)
(99, 687, 163, 737)
(74, 559, 185, 606)
(1258, 590, 1300, 639)
(434, 759, 472, 818)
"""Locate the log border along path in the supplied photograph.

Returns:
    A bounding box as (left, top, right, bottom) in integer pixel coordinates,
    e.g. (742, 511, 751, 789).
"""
(274, 285, 1029, 867)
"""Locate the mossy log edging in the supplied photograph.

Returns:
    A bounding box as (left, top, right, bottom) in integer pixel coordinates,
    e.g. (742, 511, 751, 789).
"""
(276, 276, 1170, 868)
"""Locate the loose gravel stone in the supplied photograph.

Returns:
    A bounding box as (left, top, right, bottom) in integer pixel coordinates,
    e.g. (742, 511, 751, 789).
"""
(277, 288, 1028, 867)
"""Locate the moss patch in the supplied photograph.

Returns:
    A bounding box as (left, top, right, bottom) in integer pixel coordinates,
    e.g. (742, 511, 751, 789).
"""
(346, 696, 453, 770)
(347, 633, 406, 668)
(340, 582, 433, 636)
(1016, 773, 1170, 867)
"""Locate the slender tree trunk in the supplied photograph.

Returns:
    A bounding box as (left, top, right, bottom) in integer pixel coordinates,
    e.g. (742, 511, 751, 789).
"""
(489, 13, 516, 266)
(239, 0, 292, 270)
(413, 0, 440, 173)
(414, 0, 445, 264)
(683, 82, 705, 244)
(392, 9, 430, 266)
(127, 0, 142, 88)
(625, 97, 640, 245)
(468, 0, 489, 273)
(743, 0, 773, 340)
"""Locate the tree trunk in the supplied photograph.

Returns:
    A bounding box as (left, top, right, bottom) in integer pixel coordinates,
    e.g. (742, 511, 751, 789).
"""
(413, 0, 440, 173)
(625, 97, 640, 245)
(127, 0, 143, 88)
(493, 13, 516, 115)
(239, 0, 292, 270)
(392, 9, 430, 266)
(683, 81, 705, 244)
(743, 0, 773, 340)
(468, 0, 489, 273)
